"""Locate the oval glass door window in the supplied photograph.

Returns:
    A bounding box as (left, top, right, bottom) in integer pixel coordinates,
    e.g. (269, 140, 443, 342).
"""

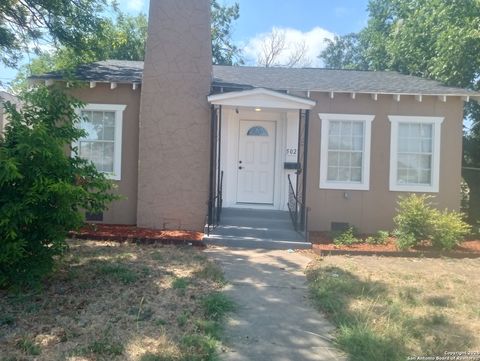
(247, 126, 269, 136)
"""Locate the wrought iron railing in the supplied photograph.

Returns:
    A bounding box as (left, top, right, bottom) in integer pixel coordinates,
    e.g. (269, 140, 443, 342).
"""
(287, 174, 309, 242)
(206, 170, 223, 236)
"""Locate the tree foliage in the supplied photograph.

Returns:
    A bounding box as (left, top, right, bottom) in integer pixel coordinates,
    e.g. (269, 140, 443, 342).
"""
(319, 0, 480, 221)
(0, 86, 117, 287)
(211, 0, 242, 65)
(10, 1, 242, 90)
(0, 0, 108, 67)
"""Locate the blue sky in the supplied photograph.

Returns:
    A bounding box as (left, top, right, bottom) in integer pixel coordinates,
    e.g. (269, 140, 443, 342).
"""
(0, 0, 370, 89)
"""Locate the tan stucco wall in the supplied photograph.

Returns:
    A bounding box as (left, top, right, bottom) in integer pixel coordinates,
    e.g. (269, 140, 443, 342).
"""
(136, 0, 213, 231)
(306, 92, 464, 233)
(70, 83, 141, 225)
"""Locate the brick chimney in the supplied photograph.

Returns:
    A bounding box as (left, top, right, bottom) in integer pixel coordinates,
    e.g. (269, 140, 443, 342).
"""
(137, 0, 212, 230)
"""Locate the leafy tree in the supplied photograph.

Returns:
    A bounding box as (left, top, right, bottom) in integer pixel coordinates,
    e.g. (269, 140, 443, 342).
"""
(0, 86, 117, 287)
(0, 0, 108, 67)
(211, 0, 242, 65)
(11, 1, 242, 91)
(319, 0, 480, 221)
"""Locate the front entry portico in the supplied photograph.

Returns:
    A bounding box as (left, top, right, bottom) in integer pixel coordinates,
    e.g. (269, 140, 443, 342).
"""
(206, 88, 315, 243)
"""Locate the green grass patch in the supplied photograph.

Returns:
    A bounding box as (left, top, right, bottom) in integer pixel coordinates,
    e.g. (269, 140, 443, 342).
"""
(180, 334, 217, 361)
(201, 292, 235, 321)
(16, 337, 41, 356)
(74, 337, 124, 357)
(96, 263, 139, 284)
(195, 263, 226, 284)
(172, 277, 189, 290)
(307, 264, 475, 361)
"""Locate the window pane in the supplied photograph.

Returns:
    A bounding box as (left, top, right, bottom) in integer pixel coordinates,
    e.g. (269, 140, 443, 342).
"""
(409, 123, 421, 137)
(329, 136, 341, 150)
(104, 126, 115, 141)
(328, 151, 339, 166)
(340, 122, 352, 136)
(352, 136, 363, 151)
(103, 143, 114, 172)
(421, 139, 432, 153)
(399, 124, 409, 138)
(247, 126, 268, 136)
(421, 124, 432, 138)
(351, 152, 362, 167)
(79, 141, 91, 160)
(104, 112, 115, 127)
(338, 167, 350, 181)
(329, 121, 341, 136)
(352, 122, 363, 136)
(327, 166, 339, 181)
(339, 152, 350, 167)
(419, 170, 431, 184)
(351, 167, 362, 182)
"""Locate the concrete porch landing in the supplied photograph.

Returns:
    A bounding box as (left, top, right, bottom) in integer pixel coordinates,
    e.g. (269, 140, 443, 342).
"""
(204, 208, 311, 250)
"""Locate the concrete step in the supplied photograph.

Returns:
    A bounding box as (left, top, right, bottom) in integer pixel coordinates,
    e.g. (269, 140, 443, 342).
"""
(204, 234, 311, 250)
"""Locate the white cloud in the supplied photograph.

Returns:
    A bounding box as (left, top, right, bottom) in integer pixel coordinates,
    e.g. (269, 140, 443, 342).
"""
(125, 0, 144, 12)
(241, 26, 335, 67)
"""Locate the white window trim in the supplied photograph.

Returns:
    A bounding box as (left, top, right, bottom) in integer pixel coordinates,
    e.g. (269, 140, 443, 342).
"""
(319, 113, 375, 191)
(76, 103, 126, 181)
(388, 115, 444, 193)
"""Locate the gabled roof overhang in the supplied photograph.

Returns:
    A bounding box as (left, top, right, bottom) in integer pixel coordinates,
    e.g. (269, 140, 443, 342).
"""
(207, 87, 316, 110)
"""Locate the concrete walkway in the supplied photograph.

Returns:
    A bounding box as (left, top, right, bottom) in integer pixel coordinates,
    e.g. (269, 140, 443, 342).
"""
(205, 247, 346, 361)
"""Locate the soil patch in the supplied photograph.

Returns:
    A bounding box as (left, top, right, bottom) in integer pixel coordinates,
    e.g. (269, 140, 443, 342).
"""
(70, 224, 204, 246)
(309, 232, 480, 258)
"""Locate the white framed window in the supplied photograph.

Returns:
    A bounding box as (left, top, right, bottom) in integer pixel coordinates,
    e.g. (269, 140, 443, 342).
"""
(389, 115, 443, 192)
(319, 113, 374, 190)
(76, 104, 126, 180)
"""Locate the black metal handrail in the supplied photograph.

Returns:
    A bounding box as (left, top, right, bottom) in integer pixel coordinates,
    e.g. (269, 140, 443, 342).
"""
(287, 174, 309, 242)
(207, 170, 223, 236)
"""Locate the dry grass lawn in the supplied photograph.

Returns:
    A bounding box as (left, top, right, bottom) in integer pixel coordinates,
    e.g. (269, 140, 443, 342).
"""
(306, 254, 480, 361)
(0, 240, 232, 361)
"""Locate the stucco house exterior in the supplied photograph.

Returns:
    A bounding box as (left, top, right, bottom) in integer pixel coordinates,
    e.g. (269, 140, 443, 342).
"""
(31, 0, 480, 237)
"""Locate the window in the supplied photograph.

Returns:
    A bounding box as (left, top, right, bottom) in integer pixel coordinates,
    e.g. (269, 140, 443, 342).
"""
(319, 113, 374, 190)
(247, 126, 269, 136)
(76, 104, 126, 180)
(389, 116, 443, 192)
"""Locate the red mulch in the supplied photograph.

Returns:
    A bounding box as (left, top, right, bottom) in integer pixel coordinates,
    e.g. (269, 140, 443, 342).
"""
(69, 224, 205, 246)
(310, 231, 480, 258)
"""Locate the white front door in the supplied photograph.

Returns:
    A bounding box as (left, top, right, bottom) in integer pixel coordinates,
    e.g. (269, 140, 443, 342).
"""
(237, 120, 276, 204)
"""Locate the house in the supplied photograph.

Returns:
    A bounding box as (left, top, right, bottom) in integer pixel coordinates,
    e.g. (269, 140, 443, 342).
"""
(31, 0, 480, 237)
(0, 91, 20, 133)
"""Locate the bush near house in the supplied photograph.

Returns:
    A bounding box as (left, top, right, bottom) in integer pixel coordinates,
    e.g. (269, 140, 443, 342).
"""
(0, 86, 117, 288)
(393, 195, 471, 250)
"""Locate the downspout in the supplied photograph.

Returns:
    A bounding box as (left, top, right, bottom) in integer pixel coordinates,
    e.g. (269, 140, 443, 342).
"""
(300, 110, 310, 232)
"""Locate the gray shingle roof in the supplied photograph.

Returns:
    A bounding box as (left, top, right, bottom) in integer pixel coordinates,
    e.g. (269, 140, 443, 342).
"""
(30, 60, 478, 96)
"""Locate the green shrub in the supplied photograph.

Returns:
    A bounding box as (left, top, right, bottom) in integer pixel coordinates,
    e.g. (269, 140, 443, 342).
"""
(333, 227, 362, 246)
(393, 195, 433, 245)
(394, 231, 417, 251)
(366, 230, 390, 245)
(0, 86, 118, 288)
(393, 195, 471, 250)
(429, 210, 470, 250)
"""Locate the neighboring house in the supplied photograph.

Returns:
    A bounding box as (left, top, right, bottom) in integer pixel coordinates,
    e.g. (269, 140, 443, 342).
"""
(31, 0, 480, 234)
(0, 91, 20, 133)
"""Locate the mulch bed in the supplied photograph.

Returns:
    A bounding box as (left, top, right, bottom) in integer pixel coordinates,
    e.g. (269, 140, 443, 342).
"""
(69, 224, 205, 246)
(310, 231, 480, 258)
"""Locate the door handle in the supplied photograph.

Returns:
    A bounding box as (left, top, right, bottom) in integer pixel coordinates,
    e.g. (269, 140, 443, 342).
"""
(238, 166, 243, 170)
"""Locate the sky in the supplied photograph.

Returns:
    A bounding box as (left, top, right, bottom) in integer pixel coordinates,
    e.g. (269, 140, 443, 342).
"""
(0, 0, 370, 90)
